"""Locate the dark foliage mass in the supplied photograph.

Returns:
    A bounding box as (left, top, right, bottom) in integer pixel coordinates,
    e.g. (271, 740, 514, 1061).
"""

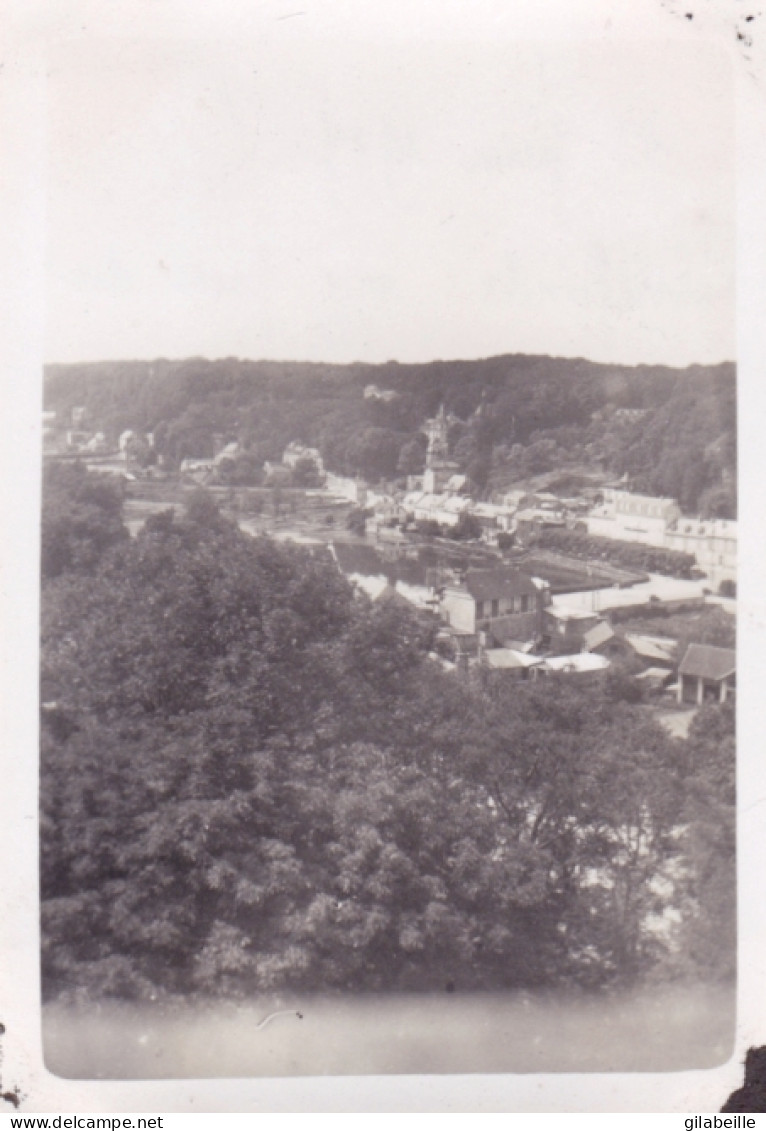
(532, 527, 698, 579)
(44, 353, 735, 513)
(41, 462, 129, 580)
(611, 606, 736, 658)
(40, 473, 735, 1003)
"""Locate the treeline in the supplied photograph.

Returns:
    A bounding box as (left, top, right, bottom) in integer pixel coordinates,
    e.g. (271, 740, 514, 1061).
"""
(40, 468, 734, 1002)
(44, 353, 736, 514)
(532, 527, 698, 579)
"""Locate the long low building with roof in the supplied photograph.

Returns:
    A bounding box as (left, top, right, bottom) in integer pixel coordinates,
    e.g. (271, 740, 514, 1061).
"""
(586, 488, 681, 548)
(480, 647, 609, 679)
(400, 490, 473, 528)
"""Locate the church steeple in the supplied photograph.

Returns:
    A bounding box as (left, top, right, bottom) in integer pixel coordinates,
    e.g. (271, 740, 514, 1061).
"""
(425, 404, 450, 468)
(422, 404, 461, 494)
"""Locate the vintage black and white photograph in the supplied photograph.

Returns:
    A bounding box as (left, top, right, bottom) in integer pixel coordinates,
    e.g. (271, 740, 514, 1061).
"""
(5, 0, 765, 1112)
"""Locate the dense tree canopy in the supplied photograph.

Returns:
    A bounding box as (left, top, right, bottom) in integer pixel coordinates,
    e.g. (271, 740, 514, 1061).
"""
(41, 463, 129, 580)
(40, 473, 735, 1003)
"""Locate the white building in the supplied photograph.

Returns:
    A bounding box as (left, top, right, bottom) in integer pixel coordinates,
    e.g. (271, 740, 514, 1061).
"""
(471, 501, 515, 542)
(665, 517, 737, 583)
(586, 489, 681, 548)
(282, 441, 324, 472)
(585, 489, 737, 585)
(400, 491, 472, 528)
(324, 472, 366, 505)
(363, 385, 399, 402)
(501, 489, 527, 510)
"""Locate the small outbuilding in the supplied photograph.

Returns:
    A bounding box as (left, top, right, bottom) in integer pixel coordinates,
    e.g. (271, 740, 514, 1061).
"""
(677, 643, 736, 705)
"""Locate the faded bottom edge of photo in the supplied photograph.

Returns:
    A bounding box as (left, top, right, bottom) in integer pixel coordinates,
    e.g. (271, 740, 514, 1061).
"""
(41, 982, 736, 1080)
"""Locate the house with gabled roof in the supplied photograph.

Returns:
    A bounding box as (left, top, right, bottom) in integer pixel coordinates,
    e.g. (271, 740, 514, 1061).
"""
(439, 566, 547, 642)
(677, 643, 736, 705)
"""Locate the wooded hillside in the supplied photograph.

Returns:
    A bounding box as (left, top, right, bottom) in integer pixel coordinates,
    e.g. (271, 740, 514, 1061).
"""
(44, 353, 736, 515)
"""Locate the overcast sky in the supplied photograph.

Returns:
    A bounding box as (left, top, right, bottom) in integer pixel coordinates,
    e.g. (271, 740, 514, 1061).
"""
(44, 10, 735, 368)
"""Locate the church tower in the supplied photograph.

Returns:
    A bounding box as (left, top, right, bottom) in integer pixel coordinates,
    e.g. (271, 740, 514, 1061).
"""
(423, 404, 458, 493)
(425, 403, 450, 467)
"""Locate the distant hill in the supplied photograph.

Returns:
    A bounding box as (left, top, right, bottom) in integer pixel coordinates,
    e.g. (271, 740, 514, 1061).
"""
(44, 353, 736, 516)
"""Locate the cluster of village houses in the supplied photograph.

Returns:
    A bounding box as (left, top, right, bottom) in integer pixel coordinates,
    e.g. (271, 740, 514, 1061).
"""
(275, 405, 736, 590)
(281, 409, 735, 707)
(327, 542, 735, 707)
(44, 408, 156, 466)
(46, 403, 736, 708)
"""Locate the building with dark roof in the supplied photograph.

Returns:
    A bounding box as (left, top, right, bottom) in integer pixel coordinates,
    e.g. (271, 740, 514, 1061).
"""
(440, 566, 546, 641)
(677, 643, 736, 705)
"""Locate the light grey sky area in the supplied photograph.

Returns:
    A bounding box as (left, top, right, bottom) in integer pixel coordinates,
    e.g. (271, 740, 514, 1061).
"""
(44, 15, 735, 368)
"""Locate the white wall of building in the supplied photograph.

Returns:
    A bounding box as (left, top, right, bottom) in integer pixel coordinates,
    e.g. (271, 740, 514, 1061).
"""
(440, 588, 477, 633)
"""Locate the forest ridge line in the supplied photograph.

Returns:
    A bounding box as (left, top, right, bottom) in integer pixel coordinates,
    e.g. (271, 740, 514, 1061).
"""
(44, 352, 736, 519)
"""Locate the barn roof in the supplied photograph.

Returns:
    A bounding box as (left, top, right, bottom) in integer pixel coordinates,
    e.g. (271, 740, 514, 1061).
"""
(678, 643, 736, 681)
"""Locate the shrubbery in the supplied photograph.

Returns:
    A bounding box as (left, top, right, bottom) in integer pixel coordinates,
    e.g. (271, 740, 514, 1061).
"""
(534, 527, 697, 578)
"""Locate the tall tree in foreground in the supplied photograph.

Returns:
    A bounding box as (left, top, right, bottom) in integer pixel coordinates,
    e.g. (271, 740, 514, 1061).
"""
(40, 480, 734, 1002)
